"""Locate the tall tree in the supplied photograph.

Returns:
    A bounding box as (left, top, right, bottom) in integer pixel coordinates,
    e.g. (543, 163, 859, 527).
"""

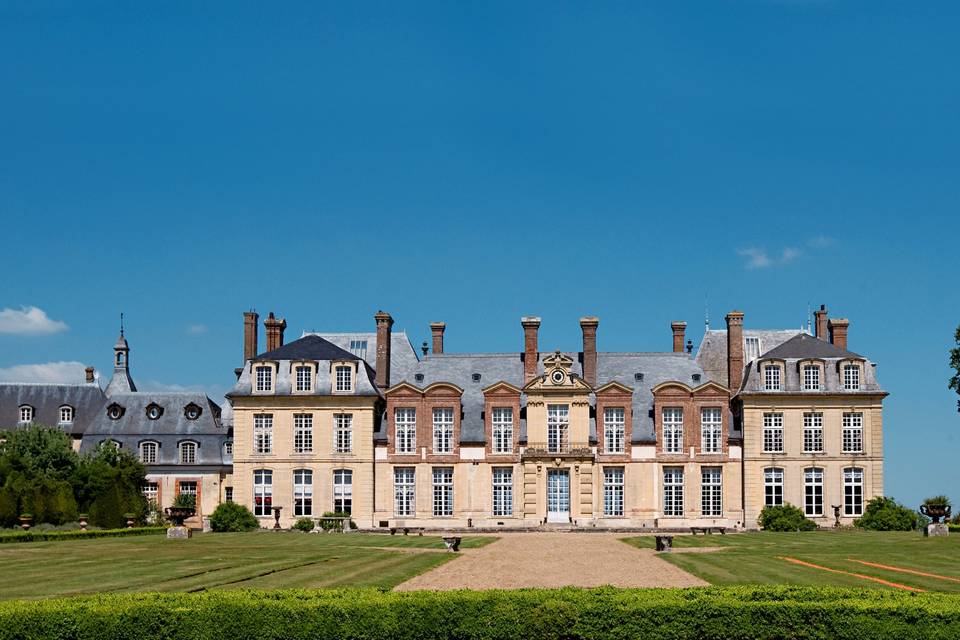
(951, 325, 960, 412)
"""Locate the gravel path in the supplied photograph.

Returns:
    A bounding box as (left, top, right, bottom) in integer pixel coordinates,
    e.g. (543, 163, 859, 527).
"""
(395, 533, 708, 590)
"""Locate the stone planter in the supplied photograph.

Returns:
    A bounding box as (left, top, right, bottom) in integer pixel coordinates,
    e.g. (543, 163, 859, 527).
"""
(18, 515, 33, 531)
(165, 506, 196, 526)
(124, 513, 136, 529)
(920, 504, 951, 524)
(78, 514, 89, 531)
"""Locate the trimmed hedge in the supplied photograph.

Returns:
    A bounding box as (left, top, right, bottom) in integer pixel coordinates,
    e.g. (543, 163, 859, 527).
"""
(0, 586, 959, 639)
(0, 526, 166, 544)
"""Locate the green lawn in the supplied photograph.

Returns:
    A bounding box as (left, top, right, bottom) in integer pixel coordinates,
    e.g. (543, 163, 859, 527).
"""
(0, 532, 495, 600)
(624, 530, 960, 592)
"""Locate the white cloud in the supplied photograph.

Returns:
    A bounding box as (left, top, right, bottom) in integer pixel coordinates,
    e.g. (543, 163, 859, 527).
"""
(738, 246, 802, 269)
(0, 306, 69, 335)
(0, 361, 87, 383)
(186, 324, 208, 335)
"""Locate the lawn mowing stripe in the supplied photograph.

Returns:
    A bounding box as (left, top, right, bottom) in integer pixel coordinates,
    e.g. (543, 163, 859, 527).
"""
(187, 560, 328, 591)
(777, 557, 925, 592)
(848, 559, 960, 583)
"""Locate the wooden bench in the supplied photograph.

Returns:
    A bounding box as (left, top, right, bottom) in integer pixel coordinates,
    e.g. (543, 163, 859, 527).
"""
(690, 526, 726, 535)
(442, 536, 462, 552)
(655, 535, 673, 552)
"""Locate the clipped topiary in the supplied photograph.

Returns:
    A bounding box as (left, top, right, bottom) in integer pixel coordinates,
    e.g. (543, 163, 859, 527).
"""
(208, 501, 259, 532)
(758, 504, 817, 531)
(855, 496, 920, 531)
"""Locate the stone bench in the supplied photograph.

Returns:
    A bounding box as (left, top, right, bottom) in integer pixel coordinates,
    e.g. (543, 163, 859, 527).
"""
(389, 527, 424, 536)
(442, 536, 462, 552)
(655, 535, 673, 552)
(690, 526, 726, 535)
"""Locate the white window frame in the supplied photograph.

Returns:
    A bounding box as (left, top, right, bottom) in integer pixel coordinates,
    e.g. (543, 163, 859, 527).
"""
(803, 364, 821, 391)
(253, 469, 272, 517)
(179, 441, 197, 464)
(142, 481, 158, 503)
(294, 365, 313, 392)
(804, 467, 824, 517)
(803, 412, 824, 453)
(254, 365, 273, 392)
(764, 364, 782, 391)
(293, 413, 313, 454)
(224, 441, 233, 458)
(491, 407, 513, 454)
(492, 467, 513, 516)
(701, 467, 722, 517)
(744, 336, 761, 362)
(293, 469, 313, 517)
(547, 404, 569, 453)
(140, 441, 159, 464)
(763, 413, 784, 453)
(18, 405, 33, 423)
(432, 467, 454, 517)
(394, 408, 416, 454)
(349, 339, 367, 360)
(663, 467, 684, 516)
(843, 467, 864, 516)
(764, 467, 783, 507)
(59, 405, 74, 424)
(842, 412, 863, 453)
(334, 414, 352, 453)
(334, 469, 353, 514)
(432, 407, 454, 454)
(662, 408, 683, 454)
(843, 364, 861, 391)
(394, 467, 415, 516)
(603, 467, 625, 516)
(334, 365, 353, 393)
(604, 408, 625, 454)
(700, 407, 722, 454)
(254, 413, 273, 454)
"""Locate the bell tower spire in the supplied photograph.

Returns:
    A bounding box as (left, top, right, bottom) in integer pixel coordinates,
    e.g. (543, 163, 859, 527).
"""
(106, 313, 137, 395)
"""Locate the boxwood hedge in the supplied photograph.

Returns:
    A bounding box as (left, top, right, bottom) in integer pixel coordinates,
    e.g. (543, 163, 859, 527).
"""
(0, 586, 958, 639)
(0, 526, 166, 544)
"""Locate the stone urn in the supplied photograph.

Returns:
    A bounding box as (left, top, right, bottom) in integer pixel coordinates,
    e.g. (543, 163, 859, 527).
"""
(272, 506, 283, 530)
(165, 506, 196, 527)
(124, 513, 136, 529)
(18, 514, 33, 531)
(920, 504, 951, 524)
(78, 514, 89, 531)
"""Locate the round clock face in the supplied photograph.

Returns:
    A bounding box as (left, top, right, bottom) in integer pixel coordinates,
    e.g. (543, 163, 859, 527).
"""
(550, 369, 566, 385)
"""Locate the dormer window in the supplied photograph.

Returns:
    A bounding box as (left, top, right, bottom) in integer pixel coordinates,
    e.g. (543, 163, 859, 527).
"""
(415, 373, 425, 383)
(146, 403, 164, 420)
(255, 365, 273, 392)
(179, 441, 198, 464)
(843, 363, 861, 391)
(18, 405, 34, 423)
(184, 403, 202, 421)
(744, 336, 761, 362)
(802, 364, 821, 391)
(335, 365, 353, 392)
(472, 373, 482, 383)
(295, 365, 313, 392)
(59, 405, 74, 424)
(140, 441, 159, 464)
(763, 364, 782, 391)
(107, 403, 125, 420)
(224, 441, 233, 458)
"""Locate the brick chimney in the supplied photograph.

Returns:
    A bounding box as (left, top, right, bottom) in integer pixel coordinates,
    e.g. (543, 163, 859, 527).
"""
(726, 311, 745, 391)
(580, 316, 599, 387)
(85, 367, 95, 384)
(375, 311, 394, 389)
(829, 318, 850, 351)
(671, 321, 687, 353)
(263, 312, 286, 352)
(430, 322, 446, 354)
(522, 317, 541, 385)
(814, 305, 828, 340)
(243, 311, 259, 360)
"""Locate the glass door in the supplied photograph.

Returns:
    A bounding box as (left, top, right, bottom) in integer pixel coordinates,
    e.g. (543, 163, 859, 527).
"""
(546, 469, 570, 523)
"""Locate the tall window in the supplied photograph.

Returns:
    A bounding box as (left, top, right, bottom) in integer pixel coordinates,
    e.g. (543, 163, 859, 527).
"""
(763, 413, 784, 453)
(804, 467, 824, 517)
(18, 406, 33, 423)
(843, 467, 864, 516)
(803, 412, 824, 453)
(224, 441, 233, 458)
(224, 486, 234, 502)
(349, 339, 367, 360)
(764, 467, 783, 507)
(294, 414, 313, 453)
(603, 467, 625, 516)
(335, 365, 353, 392)
(604, 408, 625, 454)
(59, 406, 74, 423)
(842, 412, 863, 453)
(843, 364, 860, 391)
(142, 482, 158, 503)
(254, 414, 273, 454)
(662, 408, 683, 453)
(178, 481, 197, 501)
(701, 467, 722, 517)
(293, 469, 313, 516)
(663, 467, 684, 516)
(395, 408, 416, 453)
(547, 404, 569, 453)
(394, 468, 415, 516)
(255, 366, 272, 392)
(179, 441, 197, 464)
(433, 408, 454, 454)
(253, 470, 272, 516)
(764, 365, 781, 391)
(140, 441, 158, 464)
(491, 407, 513, 454)
(492, 467, 513, 516)
(334, 469, 353, 514)
(700, 408, 722, 453)
(295, 366, 312, 392)
(744, 336, 761, 361)
(334, 414, 352, 453)
(803, 365, 821, 391)
(432, 467, 454, 516)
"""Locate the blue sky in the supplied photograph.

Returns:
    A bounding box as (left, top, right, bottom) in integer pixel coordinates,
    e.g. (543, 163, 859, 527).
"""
(1, 1, 957, 508)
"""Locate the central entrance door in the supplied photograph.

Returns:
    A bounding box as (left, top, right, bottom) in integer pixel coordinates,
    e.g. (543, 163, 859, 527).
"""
(546, 469, 570, 523)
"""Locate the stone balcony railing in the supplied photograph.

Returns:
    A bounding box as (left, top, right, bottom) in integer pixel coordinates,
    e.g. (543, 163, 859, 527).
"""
(521, 442, 594, 458)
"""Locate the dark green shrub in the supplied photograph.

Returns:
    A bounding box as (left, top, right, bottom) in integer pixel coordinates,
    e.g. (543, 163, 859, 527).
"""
(758, 504, 817, 531)
(172, 493, 197, 509)
(209, 502, 258, 532)
(855, 497, 920, 531)
(293, 517, 315, 532)
(0, 527, 165, 544)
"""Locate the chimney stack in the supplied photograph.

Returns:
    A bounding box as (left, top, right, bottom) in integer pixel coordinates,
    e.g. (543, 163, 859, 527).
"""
(671, 321, 687, 353)
(375, 311, 394, 389)
(243, 311, 259, 361)
(85, 367, 95, 384)
(726, 311, 745, 391)
(521, 317, 541, 384)
(430, 322, 446, 354)
(829, 318, 850, 350)
(263, 312, 287, 352)
(814, 305, 828, 340)
(580, 317, 599, 387)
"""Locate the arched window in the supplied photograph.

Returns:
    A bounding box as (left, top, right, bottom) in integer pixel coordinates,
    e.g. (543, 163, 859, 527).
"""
(179, 441, 197, 464)
(763, 468, 783, 507)
(59, 405, 74, 424)
(140, 441, 159, 464)
(18, 405, 34, 423)
(253, 470, 272, 516)
(844, 467, 864, 517)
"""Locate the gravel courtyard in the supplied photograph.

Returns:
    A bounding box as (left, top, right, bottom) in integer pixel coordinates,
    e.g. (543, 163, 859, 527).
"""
(395, 533, 708, 590)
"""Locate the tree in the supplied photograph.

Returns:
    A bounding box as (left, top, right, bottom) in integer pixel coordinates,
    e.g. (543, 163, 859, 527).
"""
(758, 504, 817, 531)
(0, 426, 79, 525)
(951, 325, 960, 412)
(209, 502, 259, 532)
(73, 441, 148, 528)
(855, 496, 920, 531)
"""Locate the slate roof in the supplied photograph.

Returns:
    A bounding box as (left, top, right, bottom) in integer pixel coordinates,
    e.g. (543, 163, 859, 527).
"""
(695, 329, 802, 388)
(761, 333, 864, 360)
(252, 335, 360, 363)
(0, 383, 106, 435)
(308, 331, 420, 385)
